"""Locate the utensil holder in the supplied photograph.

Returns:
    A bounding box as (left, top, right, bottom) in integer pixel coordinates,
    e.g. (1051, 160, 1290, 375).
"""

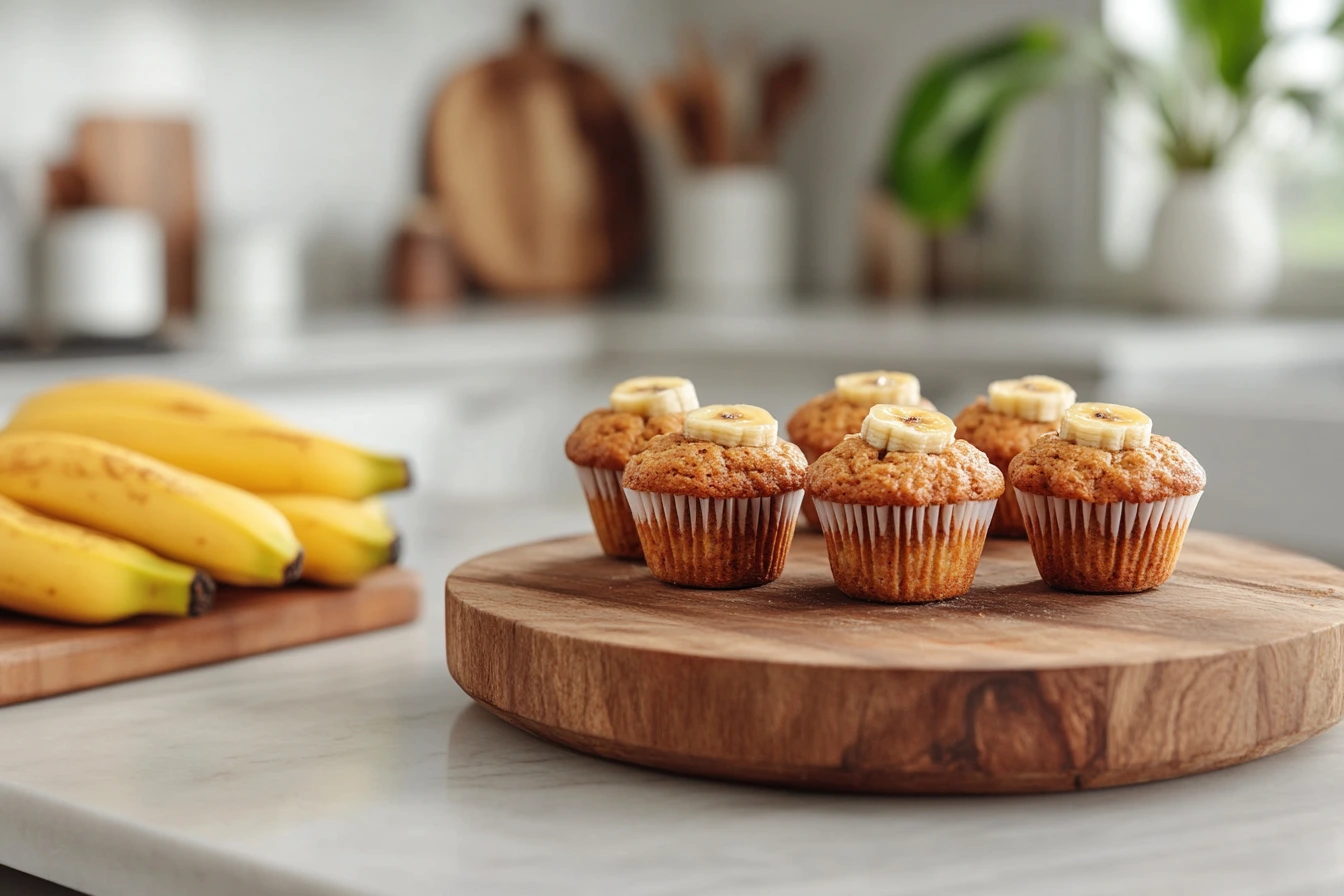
(663, 169, 794, 310)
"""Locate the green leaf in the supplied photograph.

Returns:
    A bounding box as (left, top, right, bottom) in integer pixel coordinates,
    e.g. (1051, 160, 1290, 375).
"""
(1176, 0, 1267, 95)
(885, 23, 1067, 231)
(1331, 5, 1344, 34)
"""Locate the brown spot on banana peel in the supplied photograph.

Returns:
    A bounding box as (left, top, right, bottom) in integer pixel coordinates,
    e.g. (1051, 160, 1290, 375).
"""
(387, 533, 403, 566)
(244, 428, 315, 448)
(102, 455, 132, 481)
(167, 401, 212, 418)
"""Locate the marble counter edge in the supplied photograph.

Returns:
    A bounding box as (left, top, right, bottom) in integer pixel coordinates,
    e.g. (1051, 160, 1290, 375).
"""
(0, 780, 368, 896)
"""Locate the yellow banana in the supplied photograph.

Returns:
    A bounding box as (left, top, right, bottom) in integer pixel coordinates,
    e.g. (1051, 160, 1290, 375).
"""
(7, 391, 411, 500)
(0, 495, 214, 624)
(264, 495, 401, 587)
(0, 431, 303, 586)
(11, 376, 275, 424)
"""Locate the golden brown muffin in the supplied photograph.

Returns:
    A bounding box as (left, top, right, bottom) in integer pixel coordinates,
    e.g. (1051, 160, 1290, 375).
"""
(805, 419, 1002, 604)
(621, 415, 806, 589)
(1009, 430, 1206, 593)
(565, 410, 684, 470)
(953, 397, 1058, 537)
(954, 398, 1055, 466)
(566, 409, 685, 560)
(1008, 433, 1205, 505)
(788, 392, 937, 459)
(787, 391, 936, 527)
(805, 434, 1003, 507)
(622, 433, 807, 499)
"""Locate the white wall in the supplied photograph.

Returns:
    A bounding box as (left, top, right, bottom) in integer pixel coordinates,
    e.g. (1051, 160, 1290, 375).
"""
(0, 0, 1101, 304)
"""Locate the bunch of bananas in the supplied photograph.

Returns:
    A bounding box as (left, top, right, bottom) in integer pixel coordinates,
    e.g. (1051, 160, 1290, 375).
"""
(0, 377, 411, 624)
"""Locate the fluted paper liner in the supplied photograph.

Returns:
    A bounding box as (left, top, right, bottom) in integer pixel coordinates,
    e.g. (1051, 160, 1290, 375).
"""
(1016, 491, 1203, 592)
(625, 488, 804, 588)
(574, 464, 643, 560)
(813, 498, 997, 603)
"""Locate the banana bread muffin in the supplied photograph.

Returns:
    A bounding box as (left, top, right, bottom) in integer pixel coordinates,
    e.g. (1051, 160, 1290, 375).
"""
(1009, 402, 1205, 593)
(622, 404, 806, 588)
(953, 375, 1076, 538)
(566, 376, 697, 559)
(806, 406, 1002, 603)
(788, 371, 936, 528)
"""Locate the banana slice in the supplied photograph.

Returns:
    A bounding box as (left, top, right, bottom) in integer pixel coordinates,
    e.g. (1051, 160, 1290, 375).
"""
(684, 404, 777, 448)
(609, 376, 699, 417)
(834, 371, 921, 407)
(861, 405, 957, 454)
(987, 375, 1076, 422)
(1058, 402, 1152, 450)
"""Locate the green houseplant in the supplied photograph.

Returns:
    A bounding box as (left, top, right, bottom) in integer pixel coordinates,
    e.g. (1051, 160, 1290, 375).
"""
(885, 0, 1343, 308)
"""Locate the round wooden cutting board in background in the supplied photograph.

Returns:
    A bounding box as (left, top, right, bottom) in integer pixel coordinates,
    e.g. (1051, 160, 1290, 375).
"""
(424, 10, 647, 296)
(446, 531, 1344, 794)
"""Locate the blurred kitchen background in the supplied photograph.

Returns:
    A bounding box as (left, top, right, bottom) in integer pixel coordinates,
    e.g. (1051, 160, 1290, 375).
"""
(1, 0, 1342, 563)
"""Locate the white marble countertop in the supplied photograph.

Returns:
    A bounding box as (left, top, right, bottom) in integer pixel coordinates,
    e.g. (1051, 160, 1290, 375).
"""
(2, 307, 1344, 895)
(1, 492, 1343, 896)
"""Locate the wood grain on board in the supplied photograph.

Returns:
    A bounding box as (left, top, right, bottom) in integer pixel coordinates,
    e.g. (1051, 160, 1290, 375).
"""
(446, 531, 1344, 793)
(424, 11, 646, 296)
(0, 567, 419, 707)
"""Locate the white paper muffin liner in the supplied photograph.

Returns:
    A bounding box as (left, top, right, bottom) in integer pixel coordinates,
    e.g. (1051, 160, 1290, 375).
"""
(812, 498, 998, 602)
(624, 488, 804, 588)
(574, 464, 625, 502)
(813, 499, 998, 542)
(1015, 491, 1203, 592)
(573, 464, 643, 559)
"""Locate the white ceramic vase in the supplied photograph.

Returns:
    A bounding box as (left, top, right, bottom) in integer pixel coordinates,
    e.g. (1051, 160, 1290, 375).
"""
(1147, 171, 1280, 314)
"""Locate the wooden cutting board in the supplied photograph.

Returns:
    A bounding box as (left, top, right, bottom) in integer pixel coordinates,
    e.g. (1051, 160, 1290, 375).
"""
(0, 567, 419, 707)
(446, 532, 1344, 794)
(424, 10, 647, 296)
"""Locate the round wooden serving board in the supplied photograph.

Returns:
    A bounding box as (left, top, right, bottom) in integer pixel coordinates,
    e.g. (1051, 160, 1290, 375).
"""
(445, 531, 1344, 793)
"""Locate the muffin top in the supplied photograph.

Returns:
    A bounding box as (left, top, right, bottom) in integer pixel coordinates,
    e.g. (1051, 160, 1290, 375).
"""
(1009, 433, 1205, 504)
(806, 434, 1004, 507)
(953, 397, 1059, 466)
(565, 410, 684, 470)
(788, 391, 937, 457)
(622, 433, 807, 499)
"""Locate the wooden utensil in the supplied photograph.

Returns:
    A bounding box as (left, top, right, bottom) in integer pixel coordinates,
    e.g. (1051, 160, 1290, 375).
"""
(643, 36, 814, 167)
(448, 531, 1344, 794)
(678, 28, 732, 165)
(719, 37, 760, 163)
(0, 567, 419, 708)
(424, 9, 647, 297)
(755, 51, 815, 162)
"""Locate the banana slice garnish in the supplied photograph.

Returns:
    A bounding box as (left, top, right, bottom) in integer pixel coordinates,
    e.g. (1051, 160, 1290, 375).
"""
(1058, 402, 1152, 450)
(684, 404, 778, 448)
(834, 371, 920, 407)
(861, 405, 956, 454)
(609, 376, 699, 417)
(987, 375, 1076, 422)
